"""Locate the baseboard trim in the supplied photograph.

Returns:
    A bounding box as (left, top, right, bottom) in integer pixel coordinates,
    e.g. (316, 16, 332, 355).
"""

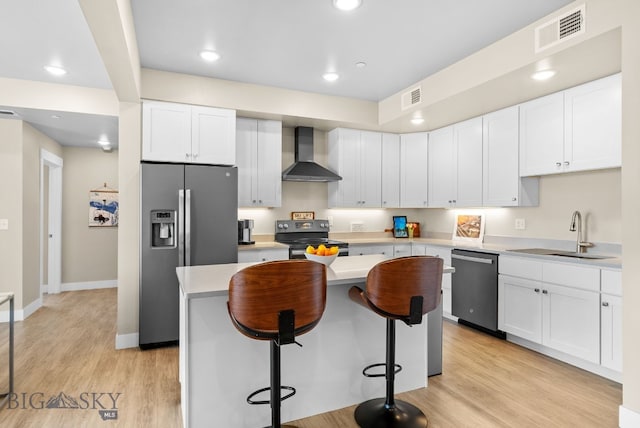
(116, 332, 139, 350)
(62, 280, 117, 292)
(620, 405, 640, 428)
(1, 297, 42, 322)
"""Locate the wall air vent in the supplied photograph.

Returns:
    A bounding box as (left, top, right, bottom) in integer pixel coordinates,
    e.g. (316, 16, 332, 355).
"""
(535, 4, 585, 53)
(401, 86, 422, 110)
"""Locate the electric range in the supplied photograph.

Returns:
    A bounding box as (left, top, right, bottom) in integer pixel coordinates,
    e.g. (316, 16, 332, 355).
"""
(274, 219, 349, 259)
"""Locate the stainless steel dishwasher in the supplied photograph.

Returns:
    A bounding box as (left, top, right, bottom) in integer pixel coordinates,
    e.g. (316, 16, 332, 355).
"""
(451, 249, 504, 338)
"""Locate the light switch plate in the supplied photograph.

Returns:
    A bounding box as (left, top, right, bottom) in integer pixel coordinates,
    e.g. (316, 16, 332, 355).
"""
(515, 218, 526, 230)
(0, 219, 8, 230)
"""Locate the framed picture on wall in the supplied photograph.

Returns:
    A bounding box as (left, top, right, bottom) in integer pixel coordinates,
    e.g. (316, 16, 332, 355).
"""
(89, 184, 119, 227)
(452, 213, 484, 243)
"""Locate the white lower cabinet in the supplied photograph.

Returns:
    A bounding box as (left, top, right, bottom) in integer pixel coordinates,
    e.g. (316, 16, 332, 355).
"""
(393, 244, 412, 258)
(542, 283, 600, 364)
(349, 245, 394, 257)
(237, 248, 288, 263)
(600, 293, 622, 372)
(498, 275, 543, 343)
(499, 256, 619, 376)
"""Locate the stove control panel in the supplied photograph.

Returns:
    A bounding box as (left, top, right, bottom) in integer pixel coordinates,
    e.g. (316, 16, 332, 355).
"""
(275, 219, 330, 233)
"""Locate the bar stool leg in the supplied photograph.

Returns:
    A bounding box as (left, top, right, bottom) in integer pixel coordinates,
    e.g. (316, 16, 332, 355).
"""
(271, 340, 281, 428)
(353, 319, 428, 428)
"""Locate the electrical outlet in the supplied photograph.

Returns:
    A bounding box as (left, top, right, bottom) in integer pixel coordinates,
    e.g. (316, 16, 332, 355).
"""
(328, 216, 334, 227)
(515, 218, 526, 230)
(350, 221, 364, 232)
(0, 219, 8, 230)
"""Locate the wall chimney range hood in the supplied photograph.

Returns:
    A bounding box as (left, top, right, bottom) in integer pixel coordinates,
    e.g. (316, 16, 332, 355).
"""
(282, 127, 342, 182)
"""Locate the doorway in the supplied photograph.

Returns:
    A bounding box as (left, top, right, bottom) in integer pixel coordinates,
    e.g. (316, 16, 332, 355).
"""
(40, 149, 63, 296)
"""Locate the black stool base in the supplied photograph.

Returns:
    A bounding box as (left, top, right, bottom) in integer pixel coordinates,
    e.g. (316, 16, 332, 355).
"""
(354, 398, 428, 428)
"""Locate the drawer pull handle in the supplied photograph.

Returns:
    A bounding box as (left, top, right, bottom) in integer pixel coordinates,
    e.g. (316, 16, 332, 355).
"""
(534, 288, 540, 293)
(542, 289, 548, 294)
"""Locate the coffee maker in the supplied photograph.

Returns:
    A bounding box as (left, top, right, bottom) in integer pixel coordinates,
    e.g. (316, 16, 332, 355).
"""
(237, 219, 255, 245)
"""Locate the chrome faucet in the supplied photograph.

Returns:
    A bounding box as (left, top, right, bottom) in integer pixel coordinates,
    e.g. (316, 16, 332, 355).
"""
(569, 210, 593, 253)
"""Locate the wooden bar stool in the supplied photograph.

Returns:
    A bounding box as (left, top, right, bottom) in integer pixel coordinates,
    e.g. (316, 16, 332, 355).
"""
(228, 260, 327, 428)
(349, 256, 443, 428)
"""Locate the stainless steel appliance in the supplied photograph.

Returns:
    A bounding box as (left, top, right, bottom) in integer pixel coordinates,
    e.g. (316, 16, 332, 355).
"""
(274, 219, 349, 258)
(140, 162, 238, 348)
(451, 249, 504, 338)
(237, 219, 254, 245)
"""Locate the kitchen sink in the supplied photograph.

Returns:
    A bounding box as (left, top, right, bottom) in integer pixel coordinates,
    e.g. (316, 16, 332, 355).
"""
(507, 248, 612, 260)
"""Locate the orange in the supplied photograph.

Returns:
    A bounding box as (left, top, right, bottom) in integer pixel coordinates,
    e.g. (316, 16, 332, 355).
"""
(306, 245, 316, 254)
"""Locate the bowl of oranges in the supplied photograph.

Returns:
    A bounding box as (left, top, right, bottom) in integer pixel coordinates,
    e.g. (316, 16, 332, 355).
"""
(304, 244, 339, 266)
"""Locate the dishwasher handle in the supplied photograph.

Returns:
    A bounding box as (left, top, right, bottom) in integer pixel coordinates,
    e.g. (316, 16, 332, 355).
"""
(451, 254, 494, 264)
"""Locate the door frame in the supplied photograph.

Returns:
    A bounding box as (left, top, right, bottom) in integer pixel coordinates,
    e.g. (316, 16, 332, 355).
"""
(40, 149, 63, 295)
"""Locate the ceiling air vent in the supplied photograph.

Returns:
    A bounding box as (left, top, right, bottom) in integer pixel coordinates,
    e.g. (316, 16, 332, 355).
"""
(535, 4, 585, 53)
(401, 86, 422, 110)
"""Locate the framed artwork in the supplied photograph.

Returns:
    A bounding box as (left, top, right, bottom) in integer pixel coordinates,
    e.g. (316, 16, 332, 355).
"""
(452, 213, 484, 243)
(89, 185, 119, 227)
(291, 211, 314, 220)
(393, 216, 408, 238)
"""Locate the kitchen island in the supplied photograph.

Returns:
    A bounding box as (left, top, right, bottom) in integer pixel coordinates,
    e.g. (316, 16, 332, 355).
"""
(177, 254, 453, 428)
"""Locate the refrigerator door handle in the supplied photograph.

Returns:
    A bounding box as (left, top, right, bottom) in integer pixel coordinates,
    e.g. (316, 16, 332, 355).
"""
(178, 190, 185, 267)
(185, 189, 192, 266)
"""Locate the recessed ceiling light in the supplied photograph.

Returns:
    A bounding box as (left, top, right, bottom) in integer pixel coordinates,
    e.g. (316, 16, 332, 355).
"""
(51, 114, 61, 119)
(200, 50, 221, 62)
(410, 117, 424, 125)
(333, 0, 362, 11)
(531, 70, 556, 81)
(355, 61, 367, 68)
(44, 65, 67, 76)
(323, 72, 340, 82)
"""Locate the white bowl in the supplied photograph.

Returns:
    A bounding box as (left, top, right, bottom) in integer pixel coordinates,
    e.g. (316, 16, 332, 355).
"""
(304, 252, 338, 266)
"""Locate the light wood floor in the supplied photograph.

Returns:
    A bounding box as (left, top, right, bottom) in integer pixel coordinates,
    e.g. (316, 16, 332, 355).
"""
(0, 289, 621, 427)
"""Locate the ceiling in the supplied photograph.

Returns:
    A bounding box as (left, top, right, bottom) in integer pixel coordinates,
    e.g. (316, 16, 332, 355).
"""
(0, 0, 576, 148)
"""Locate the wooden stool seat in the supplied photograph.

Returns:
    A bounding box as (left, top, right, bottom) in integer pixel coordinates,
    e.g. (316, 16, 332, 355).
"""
(349, 256, 443, 428)
(228, 260, 327, 428)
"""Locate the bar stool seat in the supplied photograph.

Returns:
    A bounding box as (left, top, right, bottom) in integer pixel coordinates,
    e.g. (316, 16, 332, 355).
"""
(349, 256, 443, 428)
(228, 260, 327, 428)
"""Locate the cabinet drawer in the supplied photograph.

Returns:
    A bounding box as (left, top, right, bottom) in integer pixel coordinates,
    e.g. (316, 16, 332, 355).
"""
(499, 256, 542, 280)
(542, 262, 600, 291)
(601, 269, 622, 296)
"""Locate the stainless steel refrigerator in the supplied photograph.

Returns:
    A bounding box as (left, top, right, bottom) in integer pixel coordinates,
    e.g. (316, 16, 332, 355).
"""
(139, 162, 238, 348)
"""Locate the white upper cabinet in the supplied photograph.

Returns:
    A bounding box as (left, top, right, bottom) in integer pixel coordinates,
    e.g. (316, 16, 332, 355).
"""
(428, 117, 483, 208)
(519, 92, 564, 176)
(236, 118, 282, 207)
(381, 133, 401, 208)
(564, 73, 621, 172)
(400, 132, 429, 208)
(328, 128, 382, 208)
(483, 106, 539, 207)
(520, 74, 621, 176)
(143, 100, 236, 165)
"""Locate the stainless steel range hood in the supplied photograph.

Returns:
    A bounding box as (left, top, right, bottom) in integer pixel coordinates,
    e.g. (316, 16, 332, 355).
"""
(282, 127, 342, 182)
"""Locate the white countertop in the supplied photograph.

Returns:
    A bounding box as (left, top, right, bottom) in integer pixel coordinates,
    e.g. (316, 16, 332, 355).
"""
(177, 254, 454, 299)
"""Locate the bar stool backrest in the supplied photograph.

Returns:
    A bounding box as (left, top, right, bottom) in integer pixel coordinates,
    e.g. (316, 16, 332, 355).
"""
(228, 260, 327, 340)
(365, 256, 443, 319)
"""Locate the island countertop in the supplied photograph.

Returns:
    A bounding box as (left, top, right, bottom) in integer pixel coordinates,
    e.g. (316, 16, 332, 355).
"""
(176, 254, 454, 299)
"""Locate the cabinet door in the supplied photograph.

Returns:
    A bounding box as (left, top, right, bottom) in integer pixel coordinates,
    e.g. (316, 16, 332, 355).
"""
(192, 106, 236, 165)
(400, 133, 429, 207)
(330, 129, 361, 207)
(360, 131, 382, 207)
(519, 92, 564, 176)
(600, 293, 622, 372)
(428, 126, 455, 208)
(381, 133, 401, 208)
(498, 275, 543, 343)
(393, 245, 412, 258)
(564, 73, 621, 172)
(483, 106, 521, 206)
(454, 117, 483, 207)
(236, 118, 258, 207)
(255, 120, 282, 207)
(542, 283, 600, 364)
(142, 101, 191, 162)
